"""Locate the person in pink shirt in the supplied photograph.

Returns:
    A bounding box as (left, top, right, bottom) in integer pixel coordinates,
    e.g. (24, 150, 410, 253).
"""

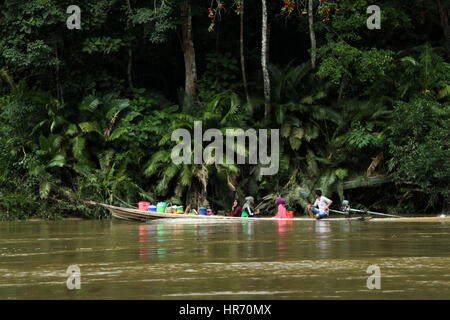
(274, 197, 287, 218)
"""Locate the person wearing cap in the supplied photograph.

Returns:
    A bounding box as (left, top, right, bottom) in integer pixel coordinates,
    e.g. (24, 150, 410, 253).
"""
(308, 190, 332, 219)
(241, 196, 260, 217)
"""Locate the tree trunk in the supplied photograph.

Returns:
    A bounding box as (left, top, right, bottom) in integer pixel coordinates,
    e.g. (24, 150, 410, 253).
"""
(261, 0, 271, 118)
(126, 0, 133, 89)
(181, 2, 197, 102)
(438, 0, 450, 61)
(187, 184, 208, 211)
(127, 48, 133, 89)
(366, 151, 384, 176)
(308, 0, 317, 69)
(240, 0, 250, 105)
(55, 46, 64, 104)
(343, 175, 391, 190)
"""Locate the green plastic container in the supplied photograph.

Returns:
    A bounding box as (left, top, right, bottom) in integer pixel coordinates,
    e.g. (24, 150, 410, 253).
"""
(156, 202, 166, 213)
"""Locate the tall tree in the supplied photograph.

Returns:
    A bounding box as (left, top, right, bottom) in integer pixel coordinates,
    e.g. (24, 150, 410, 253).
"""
(181, 1, 197, 102)
(261, 0, 271, 117)
(308, 0, 317, 69)
(438, 0, 450, 60)
(126, 0, 134, 89)
(239, 0, 250, 104)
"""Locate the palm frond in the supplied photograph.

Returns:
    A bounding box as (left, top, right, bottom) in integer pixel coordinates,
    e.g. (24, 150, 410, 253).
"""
(143, 150, 171, 176)
(438, 85, 450, 99)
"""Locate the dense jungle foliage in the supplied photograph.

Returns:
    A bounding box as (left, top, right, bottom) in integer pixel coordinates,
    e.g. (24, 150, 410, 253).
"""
(0, 0, 449, 220)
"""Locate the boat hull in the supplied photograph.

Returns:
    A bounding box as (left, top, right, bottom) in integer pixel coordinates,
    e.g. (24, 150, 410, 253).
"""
(97, 203, 368, 222)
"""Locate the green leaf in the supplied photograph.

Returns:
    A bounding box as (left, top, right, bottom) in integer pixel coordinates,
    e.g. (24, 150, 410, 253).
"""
(274, 105, 284, 124)
(292, 127, 305, 140)
(50, 116, 67, 132)
(437, 85, 450, 99)
(144, 150, 170, 176)
(105, 99, 130, 120)
(159, 131, 174, 146)
(49, 134, 63, 150)
(80, 95, 100, 112)
(39, 135, 49, 151)
(315, 157, 331, 165)
(289, 136, 302, 151)
(99, 150, 115, 172)
(108, 127, 127, 141)
(180, 165, 193, 187)
(281, 123, 291, 138)
(72, 136, 85, 158)
(123, 111, 141, 122)
(79, 122, 103, 135)
(300, 96, 314, 104)
(73, 160, 96, 175)
(400, 56, 418, 66)
(205, 94, 223, 112)
(31, 119, 48, 136)
(39, 182, 51, 199)
(47, 153, 66, 168)
(66, 123, 78, 136)
(305, 124, 319, 142)
(29, 164, 45, 176)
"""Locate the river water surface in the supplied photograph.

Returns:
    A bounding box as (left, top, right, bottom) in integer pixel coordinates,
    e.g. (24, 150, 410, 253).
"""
(0, 218, 449, 299)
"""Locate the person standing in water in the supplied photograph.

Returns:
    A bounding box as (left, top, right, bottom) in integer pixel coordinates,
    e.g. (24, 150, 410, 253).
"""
(274, 197, 287, 218)
(241, 196, 260, 217)
(307, 190, 332, 219)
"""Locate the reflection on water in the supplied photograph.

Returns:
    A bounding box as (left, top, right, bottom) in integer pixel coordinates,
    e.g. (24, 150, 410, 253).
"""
(277, 220, 293, 258)
(0, 218, 449, 299)
(311, 221, 331, 258)
(139, 224, 169, 260)
(312, 220, 331, 234)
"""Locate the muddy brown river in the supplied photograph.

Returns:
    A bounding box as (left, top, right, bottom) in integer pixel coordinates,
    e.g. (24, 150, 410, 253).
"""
(0, 218, 448, 299)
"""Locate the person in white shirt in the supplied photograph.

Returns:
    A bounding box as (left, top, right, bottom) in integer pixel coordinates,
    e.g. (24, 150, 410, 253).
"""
(307, 190, 333, 219)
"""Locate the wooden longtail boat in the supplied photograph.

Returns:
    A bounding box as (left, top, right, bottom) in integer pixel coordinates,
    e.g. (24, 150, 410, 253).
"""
(86, 202, 450, 223)
(87, 201, 368, 222)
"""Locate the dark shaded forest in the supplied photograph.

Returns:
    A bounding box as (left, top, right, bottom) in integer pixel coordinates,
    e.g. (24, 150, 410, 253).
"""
(0, 0, 449, 220)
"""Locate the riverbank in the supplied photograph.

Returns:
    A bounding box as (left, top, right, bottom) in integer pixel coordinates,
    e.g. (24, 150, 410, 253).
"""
(26, 217, 85, 222)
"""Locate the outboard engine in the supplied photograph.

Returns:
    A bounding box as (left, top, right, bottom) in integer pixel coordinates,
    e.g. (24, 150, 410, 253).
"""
(341, 200, 351, 214)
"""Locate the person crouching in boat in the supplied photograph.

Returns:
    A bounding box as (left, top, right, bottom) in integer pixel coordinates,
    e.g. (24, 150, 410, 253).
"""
(241, 196, 260, 217)
(308, 190, 332, 219)
(225, 198, 242, 217)
(274, 197, 287, 218)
